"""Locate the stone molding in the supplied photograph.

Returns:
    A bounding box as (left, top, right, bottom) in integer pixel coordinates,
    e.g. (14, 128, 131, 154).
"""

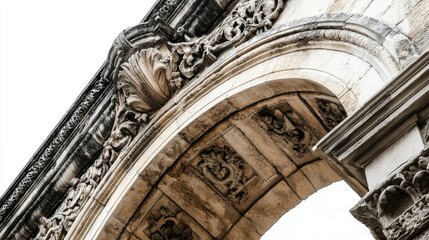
(315, 50, 429, 194)
(351, 148, 429, 240)
(1, 1, 423, 239)
(65, 11, 420, 239)
(31, 0, 287, 239)
(0, 76, 111, 224)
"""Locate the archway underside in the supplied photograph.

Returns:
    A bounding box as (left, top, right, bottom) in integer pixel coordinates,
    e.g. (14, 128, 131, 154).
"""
(96, 88, 347, 240)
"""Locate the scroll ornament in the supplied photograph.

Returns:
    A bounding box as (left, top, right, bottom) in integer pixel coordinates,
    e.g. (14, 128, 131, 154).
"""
(147, 207, 193, 240)
(258, 104, 311, 157)
(199, 146, 249, 202)
(34, 0, 286, 238)
(170, 0, 285, 88)
(352, 154, 429, 239)
(34, 48, 173, 240)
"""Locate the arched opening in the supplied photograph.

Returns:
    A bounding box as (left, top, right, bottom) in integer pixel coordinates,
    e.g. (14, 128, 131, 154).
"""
(262, 181, 372, 239)
(67, 77, 356, 239)
(62, 15, 418, 239)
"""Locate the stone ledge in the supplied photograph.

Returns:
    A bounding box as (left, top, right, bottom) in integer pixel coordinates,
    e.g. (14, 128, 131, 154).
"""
(315, 50, 429, 194)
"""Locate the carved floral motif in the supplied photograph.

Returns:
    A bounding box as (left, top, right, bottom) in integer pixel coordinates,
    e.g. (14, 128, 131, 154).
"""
(35, 105, 148, 240)
(147, 207, 193, 240)
(34, 0, 286, 238)
(117, 48, 177, 113)
(352, 154, 429, 240)
(257, 103, 311, 157)
(169, 0, 285, 87)
(198, 146, 249, 202)
(316, 98, 347, 130)
(34, 49, 178, 239)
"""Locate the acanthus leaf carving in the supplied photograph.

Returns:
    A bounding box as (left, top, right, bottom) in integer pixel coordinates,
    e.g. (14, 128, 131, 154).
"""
(351, 153, 429, 240)
(34, 0, 286, 238)
(117, 48, 177, 113)
(35, 100, 149, 240)
(169, 0, 285, 83)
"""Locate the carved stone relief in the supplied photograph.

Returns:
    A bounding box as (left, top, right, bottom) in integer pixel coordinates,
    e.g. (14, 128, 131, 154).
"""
(168, 0, 285, 86)
(125, 189, 214, 240)
(147, 207, 193, 240)
(34, 47, 179, 239)
(315, 98, 347, 130)
(197, 145, 253, 203)
(32, 0, 287, 238)
(351, 152, 429, 240)
(256, 103, 312, 158)
(0, 78, 110, 223)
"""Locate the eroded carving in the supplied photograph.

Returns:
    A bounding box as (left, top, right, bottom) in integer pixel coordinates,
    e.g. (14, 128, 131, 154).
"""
(117, 48, 177, 113)
(35, 105, 148, 240)
(34, 0, 286, 238)
(0, 79, 109, 223)
(34, 50, 177, 240)
(316, 98, 347, 130)
(147, 207, 193, 240)
(169, 0, 285, 86)
(257, 103, 311, 157)
(198, 145, 250, 202)
(149, 0, 181, 23)
(352, 153, 429, 239)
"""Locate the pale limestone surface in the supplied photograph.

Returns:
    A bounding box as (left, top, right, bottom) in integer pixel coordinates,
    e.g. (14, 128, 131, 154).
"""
(5, 0, 429, 239)
(366, 126, 425, 189)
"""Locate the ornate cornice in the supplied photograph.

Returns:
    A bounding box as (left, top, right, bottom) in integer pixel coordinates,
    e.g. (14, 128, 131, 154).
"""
(351, 148, 429, 240)
(32, 0, 287, 239)
(0, 77, 111, 224)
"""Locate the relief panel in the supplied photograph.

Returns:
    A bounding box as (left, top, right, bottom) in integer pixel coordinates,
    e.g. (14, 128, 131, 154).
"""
(254, 101, 319, 166)
(191, 136, 277, 213)
(127, 189, 212, 240)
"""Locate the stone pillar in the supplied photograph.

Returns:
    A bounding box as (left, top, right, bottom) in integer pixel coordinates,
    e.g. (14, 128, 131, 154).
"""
(315, 51, 429, 240)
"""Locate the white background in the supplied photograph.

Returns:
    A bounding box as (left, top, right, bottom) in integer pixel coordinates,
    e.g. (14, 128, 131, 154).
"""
(0, 0, 372, 239)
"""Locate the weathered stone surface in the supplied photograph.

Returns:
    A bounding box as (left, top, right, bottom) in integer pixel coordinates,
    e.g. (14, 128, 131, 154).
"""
(285, 170, 317, 200)
(244, 180, 301, 235)
(301, 159, 341, 190)
(223, 126, 277, 180)
(158, 168, 240, 238)
(234, 118, 298, 177)
(6, 0, 429, 239)
(223, 217, 261, 240)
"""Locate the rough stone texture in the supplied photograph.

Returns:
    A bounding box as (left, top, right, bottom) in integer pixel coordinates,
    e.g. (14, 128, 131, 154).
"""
(244, 181, 301, 235)
(319, 51, 429, 239)
(4, 0, 429, 239)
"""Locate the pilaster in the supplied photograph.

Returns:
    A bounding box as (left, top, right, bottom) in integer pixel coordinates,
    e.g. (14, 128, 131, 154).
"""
(315, 51, 429, 239)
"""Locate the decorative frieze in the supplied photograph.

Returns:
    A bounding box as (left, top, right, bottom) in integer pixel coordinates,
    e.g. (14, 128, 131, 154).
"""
(168, 0, 285, 87)
(0, 78, 109, 223)
(256, 103, 311, 157)
(35, 106, 148, 240)
(351, 152, 429, 240)
(32, 0, 286, 238)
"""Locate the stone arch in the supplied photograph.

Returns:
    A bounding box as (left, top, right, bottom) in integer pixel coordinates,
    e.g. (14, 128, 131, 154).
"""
(70, 78, 345, 240)
(62, 13, 419, 240)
